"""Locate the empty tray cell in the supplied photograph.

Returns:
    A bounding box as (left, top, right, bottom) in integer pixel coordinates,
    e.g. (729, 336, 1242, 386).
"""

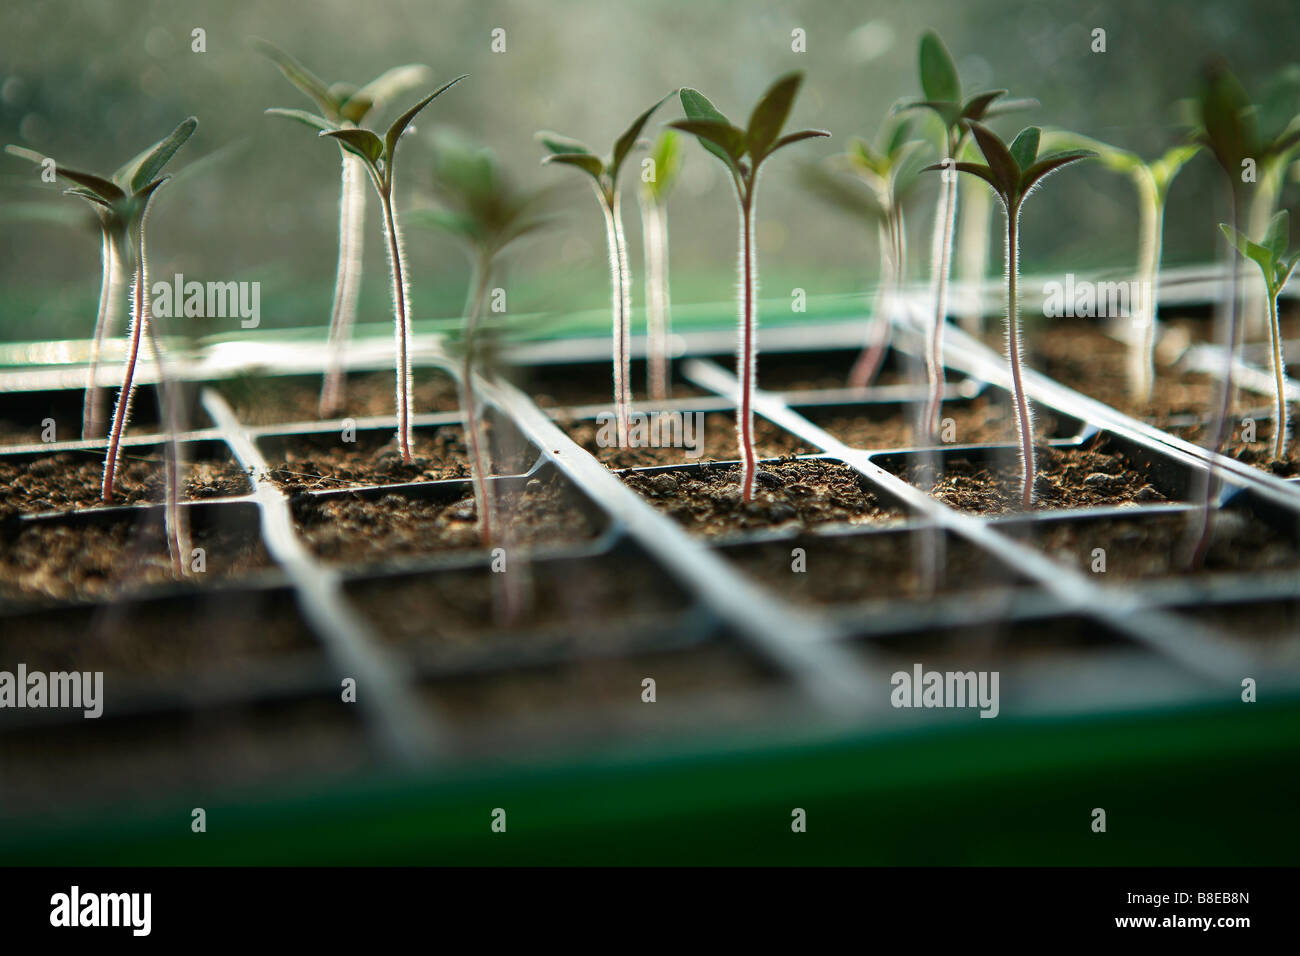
(214, 366, 461, 426)
(256, 412, 537, 492)
(716, 527, 1028, 607)
(796, 388, 1082, 452)
(290, 468, 606, 567)
(421, 640, 787, 743)
(697, 345, 922, 392)
(522, 360, 708, 410)
(874, 431, 1195, 515)
(0, 695, 369, 816)
(0, 502, 274, 603)
(623, 457, 907, 538)
(999, 503, 1300, 582)
(346, 545, 698, 667)
(0, 438, 250, 516)
(0, 380, 212, 447)
(559, 408, 819, 469)
(0, 585, 319, 689)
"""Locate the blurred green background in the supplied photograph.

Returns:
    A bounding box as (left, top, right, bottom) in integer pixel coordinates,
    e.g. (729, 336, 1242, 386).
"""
(1, 0, 1297, 343)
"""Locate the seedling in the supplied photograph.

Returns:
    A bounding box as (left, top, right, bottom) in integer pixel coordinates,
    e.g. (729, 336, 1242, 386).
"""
(900, 31, 1035, 442)
(1049, 131, 1201, 400)
(409, 131, 552, 546)
(6, 118, 199, 574)
(801, 114, 926, 387)
(930, 122, 1093, 508)
(536, 93, 673, 445)
(638, 130, 685, 401)
(668, 73, 829, 500)
(270, 76, 467, 462)
(1220, 210, 1299, 460)
(257, 39, 431, 417)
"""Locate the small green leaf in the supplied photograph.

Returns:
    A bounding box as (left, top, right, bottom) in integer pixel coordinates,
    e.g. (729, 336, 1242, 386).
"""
(4, 145, 126, 201)
(384, 75, 468, 165)
(766, 128, 831, 157)
(678, 88, 739, 172)
(113, 116, 198, 193)
(642, 130, 684, 203)
(611, 92, 674, 181)
(667, 119, 746, 166)
(961, 90, 1007, 121)
(265, 107, 337, 134)
(919, 31, 960, 105)
(799, 161, 886, 222)
(1220, 222, 1274, 275)
(320, 127, 384, 165)
(540, 152, 605, 180)
(338, 94, 374, 125)
(1008, 127, 1040, 170)
(251, 38, 337, 117)
(967, 121, 1020, 197)
(1200, 63, 1257, 176)
(680, 87, 730, 125)
(536, 130, 591, 155)
(1019, 149, 1094, 194)
(746, 72, 803, 159)
(1263, 209, 1290, 259)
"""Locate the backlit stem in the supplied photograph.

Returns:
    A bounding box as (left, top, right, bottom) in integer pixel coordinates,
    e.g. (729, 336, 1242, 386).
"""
(381, 189, 414, 462)
(1268, 289, 1289, 460)
(598, 183, 632, 446)
(462, 252, 495, 548)
(1129, 171, 1162, 403)
(850, 207, 905, 389)
(737, 185, 759, 501)
(102, 215, 151, 501)
(145, 317, 190, 578)
(1006, 204, 1035, 510)
(925, 161, 958, 442)
(641, 195, 671, 402)
(84, 229, 125, 439)
(320, 150, 367, 418)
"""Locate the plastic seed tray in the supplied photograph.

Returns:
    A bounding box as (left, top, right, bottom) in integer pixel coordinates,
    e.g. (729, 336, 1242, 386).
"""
(2, 279, 1299, 863)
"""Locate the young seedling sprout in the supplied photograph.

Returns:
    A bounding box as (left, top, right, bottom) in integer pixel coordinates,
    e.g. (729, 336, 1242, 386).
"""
(901, 31, 1035, 442)
(409, 130, 552, 547)
(800, 114, 926, 388)
(638, 130, 685, 401)
(270, 76, 467, 462)
(1048, 131, 1201, 400)
(1221, 210, 1300, 461)
(6, 119, 199, 574)
(668, 73, 829, 500)
(930, 123, 1093, 509)
(536, 93, 673, 445)
(256, 39, 431, 417)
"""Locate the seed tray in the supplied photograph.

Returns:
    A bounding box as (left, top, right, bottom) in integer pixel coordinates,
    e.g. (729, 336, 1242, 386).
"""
(1, 289, 1299, 861)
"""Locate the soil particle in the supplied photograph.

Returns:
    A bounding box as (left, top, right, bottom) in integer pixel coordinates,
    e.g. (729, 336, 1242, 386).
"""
(216, 368, 461, 426)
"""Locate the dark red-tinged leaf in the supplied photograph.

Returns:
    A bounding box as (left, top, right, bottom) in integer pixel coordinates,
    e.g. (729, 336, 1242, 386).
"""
(1019, 149, 1094, 194)
(678, 88, 740, 171)
(884, 118, 915, 158)
(5, 145, 126, 201)
(612, 91, 674, 180)
(265, 108, 337, 134)
(1008, 127, 1040, 170)
(540, 152, 605, 180)
(766, 128, 831, 158)
(746, 72, 803, 159)
(967, 121, 1020, 197)
(960, 90, 1007, 121)
(320, 128, 384, 165)
(250, 38, 337, 117)
(667, 119, 746, 165)
(924, 159, 1001, 194)
(919, 31, 960, 104)
(897, 99, 962, 130)
(114, 116, 198, 193)
(982, 96, 1038, 120)
(384, 75, 468, 163)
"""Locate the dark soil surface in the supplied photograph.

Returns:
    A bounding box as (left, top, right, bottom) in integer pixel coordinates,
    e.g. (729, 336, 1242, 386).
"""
(807, 391, 1069, 452)
(624, 458, 904, 537)
(263, 423, 535, 492)
(0, 448, 251, 517)
(291, 474, 602, 566)
(1166, 418, 1300, 478)
(0, 588, 313, 677)
(1013, 510, 1300, 581)
(722, 530, 1023, 606)
(895, 437, 1167, 515)
(216, 368, 461, 425)
(351, 554, 690, 657)
(561, 411, 816, 469)
(526, 362, 708, 409)
(0, 514, 273, 603)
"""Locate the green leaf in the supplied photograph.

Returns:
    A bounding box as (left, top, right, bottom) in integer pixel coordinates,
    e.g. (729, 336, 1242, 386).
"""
(337, 94, 374, 125)
(611, 92, 674, 181)
(926, 159, 1000, 195)
(919, 31, 960, 105)
(4, 145, 126, 201)
(1200, 63, 1257, 176)
(540, 152, 605, 180)
(642, 130, 684, 203)
(265, 107, 337, 134)
(406, 207, 479, 240)
(113, 116, 198, 193)
(967, 121, 1019, 197)
(384, 75, 468, 165)
(982, 97, 1038, 120)
(667, 119, 746, 166)
(355, 64, 432, 113)
(536, 130, 591, 155)
(1149, 142, 1201, 197)
(62, 186, 114, 211)
(251, 38, 337, 117)
(678, 88, 741, 172)
(766, 128, 831, 158)
(680, 87, 730, 125)
(961, 90, 1007, 121)
(799, 161, 885, 222)
(1263, 209, 1290, 259)
(320, 128, 384, 165)
(746, 72, 803, 159)
(1008, 127, 1040, 170)
(1220, 222, 1273, 275)
(1019, 149, 1094, 194)
(897, 99, 962, 131)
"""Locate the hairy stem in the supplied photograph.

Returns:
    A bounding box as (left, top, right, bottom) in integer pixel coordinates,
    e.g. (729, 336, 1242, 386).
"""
(102, 221, 150, 501)
(641, 196, 671, 402)
(381, 190, 414, 463)
(462, 252, 495, 548)
(84, 229, 126, 439)
(925, 163, 958, 442)
(737, 187, 759, 501)
(1129, 172, 1162, 402)
(850, 208, 905, 389)
(598, 184, 632, 446)
(1006, 205, 1035, 510)
(320, 151, 367, 418)
(1268, 289, 1289, 461)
